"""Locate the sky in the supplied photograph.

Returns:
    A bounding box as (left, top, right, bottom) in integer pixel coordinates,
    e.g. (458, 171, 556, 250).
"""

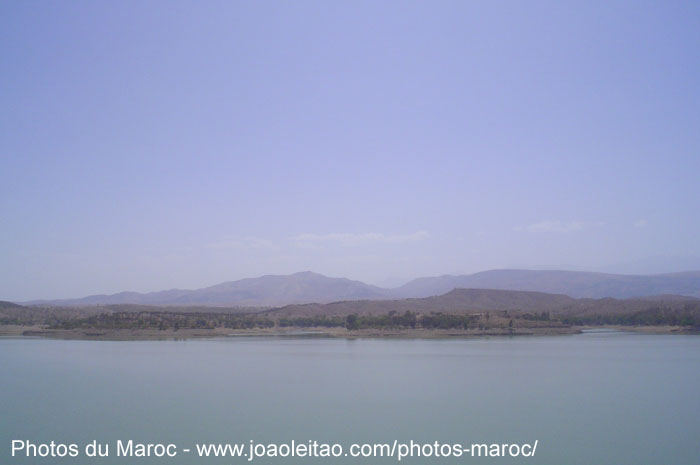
(1, 1, 699, 301)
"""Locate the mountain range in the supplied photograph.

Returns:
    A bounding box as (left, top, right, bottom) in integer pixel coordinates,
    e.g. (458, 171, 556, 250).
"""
(24, 272, 388, 307)
(20, 269, 700, 307)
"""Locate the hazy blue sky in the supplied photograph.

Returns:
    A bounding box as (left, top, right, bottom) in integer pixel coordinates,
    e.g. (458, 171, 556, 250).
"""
(2, 1, 699, 300)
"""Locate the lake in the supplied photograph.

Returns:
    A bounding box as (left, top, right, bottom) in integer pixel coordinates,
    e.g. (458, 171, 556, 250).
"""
(2, 332, 699, 464)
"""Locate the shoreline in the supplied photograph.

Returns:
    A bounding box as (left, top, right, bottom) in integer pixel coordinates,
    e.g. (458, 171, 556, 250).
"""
(1, 324, 697, 341)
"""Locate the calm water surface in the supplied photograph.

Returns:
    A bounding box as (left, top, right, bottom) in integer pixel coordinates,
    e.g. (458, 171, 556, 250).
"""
(2, 332, 699, 464)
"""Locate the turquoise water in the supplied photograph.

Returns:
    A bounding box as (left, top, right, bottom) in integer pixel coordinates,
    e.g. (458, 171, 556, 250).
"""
(2, 332, 699, 464)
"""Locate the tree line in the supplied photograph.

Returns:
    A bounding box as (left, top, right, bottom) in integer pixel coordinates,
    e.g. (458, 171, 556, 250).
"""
(20, 305, 700, 332)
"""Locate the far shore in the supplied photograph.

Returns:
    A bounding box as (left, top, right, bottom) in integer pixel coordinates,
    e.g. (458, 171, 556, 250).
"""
(1, 324, 697, 341)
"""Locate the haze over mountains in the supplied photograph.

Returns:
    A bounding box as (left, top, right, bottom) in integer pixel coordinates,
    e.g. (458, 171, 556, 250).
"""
(20, 269, 700, 307)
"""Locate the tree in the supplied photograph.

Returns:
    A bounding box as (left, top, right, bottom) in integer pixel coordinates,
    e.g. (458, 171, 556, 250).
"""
(346, 314, 359, 330)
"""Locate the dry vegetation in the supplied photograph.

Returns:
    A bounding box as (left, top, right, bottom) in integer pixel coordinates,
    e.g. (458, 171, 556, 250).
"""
(2, 287, 699, 338)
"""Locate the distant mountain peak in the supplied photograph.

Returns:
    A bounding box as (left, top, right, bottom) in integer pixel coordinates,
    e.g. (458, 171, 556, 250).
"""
(23, 271, 390, 307)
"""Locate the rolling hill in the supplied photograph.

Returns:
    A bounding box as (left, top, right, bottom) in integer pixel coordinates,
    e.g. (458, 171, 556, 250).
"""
(267, 288, 578, 317)
(394, 269, 700, 299)
(267, 288, 700, 318)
